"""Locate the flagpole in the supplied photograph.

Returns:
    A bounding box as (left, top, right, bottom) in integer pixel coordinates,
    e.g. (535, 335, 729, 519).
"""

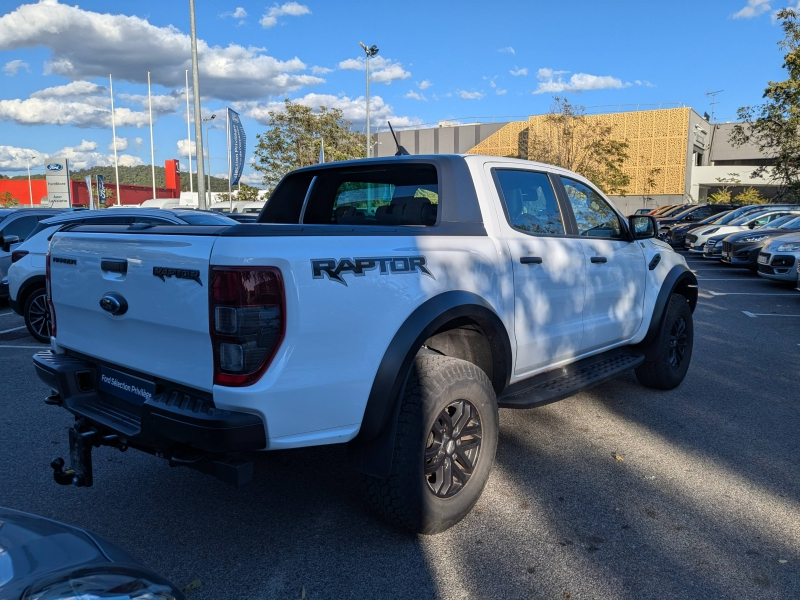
(109, 74, 121, 205)
(189, 0, 206, 210)
(227, 107, 232, 212)
(148, 71, 156, 200)
(185, 69, 193, 196)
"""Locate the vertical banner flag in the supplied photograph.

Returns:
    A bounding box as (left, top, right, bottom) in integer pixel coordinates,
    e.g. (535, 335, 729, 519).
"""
(85, 176, 95, 209)
(97, 175, 106, 205)
(227, 108, 246, 185)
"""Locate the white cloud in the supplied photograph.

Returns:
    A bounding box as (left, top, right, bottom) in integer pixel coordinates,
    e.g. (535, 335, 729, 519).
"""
(733, 0, 771, 18)
(510, 66, 528, 76)
(133, 137, 144, 148)
(177, 138, 199, 158)
(338, 56, 411, 84)
(404, 90, 427, 101)
(239, 172, 263, 185)
(458, 90, 484, 100)
(236, 93, 421, 129)
(260, 2, 311, 28)
(311, 66, 333, 75)
(0, 140, 142, 171)
(3, 59, 29, 76)
(496, 89, 507, 95)
(0, 97, 149, 127)
(0, 1, 323, 102)
(120, 90, 184, 115)
(417, 79, 432, 90)
(109, 136, 128, 151)
(31, 80, 107, 99)
(498, 47, 515, 54)
(221, 7, 248, 19)
(533, 68, 629, 94)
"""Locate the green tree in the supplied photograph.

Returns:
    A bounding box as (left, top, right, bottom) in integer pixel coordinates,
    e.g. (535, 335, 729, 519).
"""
(527, 97, 631, 195)
(731, 8, 800, 199)
(733, 187, 767, 205)
(252, 99, 366, 188)
(218, 183, 262, 203)
(708, 174, 741, 204)
(0, 191, 19, 207)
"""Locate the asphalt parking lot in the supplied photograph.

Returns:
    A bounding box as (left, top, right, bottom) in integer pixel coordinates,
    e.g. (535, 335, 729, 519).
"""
(1, 252, 798, 600)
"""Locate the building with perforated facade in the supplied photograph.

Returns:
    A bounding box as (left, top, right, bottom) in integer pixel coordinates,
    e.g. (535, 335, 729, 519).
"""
(375, 107, 776, 214)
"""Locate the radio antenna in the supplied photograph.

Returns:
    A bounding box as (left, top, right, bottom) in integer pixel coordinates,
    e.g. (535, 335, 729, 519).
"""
(387, 121, 410, 156)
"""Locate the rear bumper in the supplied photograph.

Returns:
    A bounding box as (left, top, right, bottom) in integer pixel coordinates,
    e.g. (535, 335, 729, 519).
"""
(33, 350, 267, 453)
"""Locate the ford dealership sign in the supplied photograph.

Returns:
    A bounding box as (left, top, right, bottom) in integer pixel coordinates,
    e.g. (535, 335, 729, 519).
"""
(45, 158, 71, 208)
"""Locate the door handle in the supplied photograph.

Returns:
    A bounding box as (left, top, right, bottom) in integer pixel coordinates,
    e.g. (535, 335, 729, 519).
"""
(101, 259, 127, 274)
(520, 256, 543, 264)
(590, 256, 608, 264)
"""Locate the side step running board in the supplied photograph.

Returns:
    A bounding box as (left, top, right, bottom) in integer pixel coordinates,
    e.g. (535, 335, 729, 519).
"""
(498, 348, 645, 409)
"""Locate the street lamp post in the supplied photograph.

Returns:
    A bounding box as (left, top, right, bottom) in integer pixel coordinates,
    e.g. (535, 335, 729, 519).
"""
(359, 42, 379, 158)
(203, 114, 216, 206)
(26, 156, 34, 206)
(189, 0, 206, 209)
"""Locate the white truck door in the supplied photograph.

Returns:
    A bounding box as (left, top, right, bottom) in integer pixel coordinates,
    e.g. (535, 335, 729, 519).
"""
(558, 176, 646, 352)
(487, 166, 586, 376)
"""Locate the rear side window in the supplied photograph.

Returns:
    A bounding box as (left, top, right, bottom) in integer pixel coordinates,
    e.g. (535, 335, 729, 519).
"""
(302, 164, 439, 226)
(493, 169, 565, 235)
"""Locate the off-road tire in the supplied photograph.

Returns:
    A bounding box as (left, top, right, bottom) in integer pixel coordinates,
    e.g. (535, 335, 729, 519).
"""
(635, 293, 693, 390)
(24, 287, 50, 343)
(363, 355, 499, 535)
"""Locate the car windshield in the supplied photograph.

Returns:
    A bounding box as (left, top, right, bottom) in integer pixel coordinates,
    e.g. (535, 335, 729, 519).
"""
(778, 216, 800, 230)
(179, 212, 237, 224)
(659, 205, 687, 217)
(698, 211, 730, 225)
(731, 212, 768, 225)
(767, 215, 795, 228)
(667, 207, 697, 219)
(0, 208, 15, 224)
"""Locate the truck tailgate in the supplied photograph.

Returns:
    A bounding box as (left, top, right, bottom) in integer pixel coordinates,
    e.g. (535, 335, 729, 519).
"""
(49, 231, 216, 391)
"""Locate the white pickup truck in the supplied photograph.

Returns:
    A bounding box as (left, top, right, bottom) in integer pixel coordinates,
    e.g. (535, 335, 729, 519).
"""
(34, 155, 697, 534)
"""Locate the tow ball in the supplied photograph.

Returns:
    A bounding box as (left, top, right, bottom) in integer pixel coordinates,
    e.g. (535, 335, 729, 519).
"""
(51, 420, 127, 487)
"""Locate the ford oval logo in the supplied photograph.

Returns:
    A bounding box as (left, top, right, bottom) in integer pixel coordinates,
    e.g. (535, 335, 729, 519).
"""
(99, 292, 128, 316)
(46, 163, 63, 171)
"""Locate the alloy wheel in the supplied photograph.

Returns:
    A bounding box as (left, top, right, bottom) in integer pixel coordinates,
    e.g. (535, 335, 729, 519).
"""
(424, 399, 482, 498)
(28, 292, 51, 340)
(668, 316, 687, 368)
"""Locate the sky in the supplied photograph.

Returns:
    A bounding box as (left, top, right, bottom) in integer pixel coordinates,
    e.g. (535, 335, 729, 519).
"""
(0, 0, 795, 185)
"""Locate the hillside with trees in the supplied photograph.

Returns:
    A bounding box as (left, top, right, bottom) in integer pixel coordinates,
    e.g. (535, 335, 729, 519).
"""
(1, 165, 241, 192)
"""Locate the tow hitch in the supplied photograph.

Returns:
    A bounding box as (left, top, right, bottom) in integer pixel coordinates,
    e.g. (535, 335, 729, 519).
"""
(51, 419, 128, 487)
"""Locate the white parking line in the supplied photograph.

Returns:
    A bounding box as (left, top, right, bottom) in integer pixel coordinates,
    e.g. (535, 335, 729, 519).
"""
(0, 344, 47, 349)
(0, 312, 18, 318)
(0, 325, 26, 334)
(742, 311, 800, 318)
(708, 290, 797, 296)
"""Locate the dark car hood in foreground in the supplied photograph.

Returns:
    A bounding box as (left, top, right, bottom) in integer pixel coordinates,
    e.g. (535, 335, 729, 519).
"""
(0, 507, 134, 598)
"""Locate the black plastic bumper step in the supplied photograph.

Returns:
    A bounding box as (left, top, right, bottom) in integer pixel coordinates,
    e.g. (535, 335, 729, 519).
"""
(498, 348, 644, 409)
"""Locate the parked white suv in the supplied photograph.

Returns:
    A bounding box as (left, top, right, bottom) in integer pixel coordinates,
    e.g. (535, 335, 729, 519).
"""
(8, 209, 235, 341)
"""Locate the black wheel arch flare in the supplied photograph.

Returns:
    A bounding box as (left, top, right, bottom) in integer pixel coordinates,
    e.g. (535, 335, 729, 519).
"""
(348, 290, 511, 478)
(637, 264, 698, 351)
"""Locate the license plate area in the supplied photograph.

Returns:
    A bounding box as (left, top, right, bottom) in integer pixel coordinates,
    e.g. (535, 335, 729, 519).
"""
(98, 366, 156, 406)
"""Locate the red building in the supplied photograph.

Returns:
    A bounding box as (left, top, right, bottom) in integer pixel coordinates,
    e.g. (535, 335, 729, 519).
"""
(0, 160, 181, 207)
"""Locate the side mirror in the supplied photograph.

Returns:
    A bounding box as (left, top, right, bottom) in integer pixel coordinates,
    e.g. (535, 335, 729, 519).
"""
(748, 222, 757, 229)
(0, 235, 20, 253)
(629, 215, 657, 240)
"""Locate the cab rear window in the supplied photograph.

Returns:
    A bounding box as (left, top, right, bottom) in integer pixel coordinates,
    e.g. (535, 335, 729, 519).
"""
(261, 164, 439, 226)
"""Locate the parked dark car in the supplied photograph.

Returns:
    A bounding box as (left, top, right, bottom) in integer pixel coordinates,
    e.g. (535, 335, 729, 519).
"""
(0, 506, 184, 599)
(721, 215, 800, 269)
(666, 210, 732, 246)
(657, 203, 736, 229)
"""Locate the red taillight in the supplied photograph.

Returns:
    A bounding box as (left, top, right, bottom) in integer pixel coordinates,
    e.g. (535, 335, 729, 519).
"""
(45, 252, 56, 338)
(209, 267, 285, 386)
(11, 249, 28, 263)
